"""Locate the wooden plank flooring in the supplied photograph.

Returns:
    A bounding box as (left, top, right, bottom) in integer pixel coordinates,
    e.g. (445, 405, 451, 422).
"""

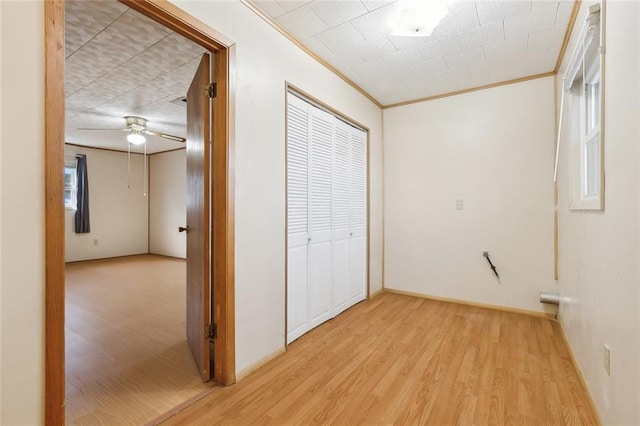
(65, 255, 214, 425)
(163, 292, 598, 425)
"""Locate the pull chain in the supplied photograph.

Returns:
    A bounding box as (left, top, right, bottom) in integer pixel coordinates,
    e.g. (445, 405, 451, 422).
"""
(143, 141, 148, 197)
(127, 140, 131, 189)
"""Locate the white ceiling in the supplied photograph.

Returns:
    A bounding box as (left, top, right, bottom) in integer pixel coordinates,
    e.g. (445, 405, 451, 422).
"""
(65, 0, 573, 139)
(65, 0, 206, 154)
(249, 0, 575, 106)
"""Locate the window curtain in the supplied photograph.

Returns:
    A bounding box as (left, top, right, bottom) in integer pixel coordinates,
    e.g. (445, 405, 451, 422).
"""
(75, 154, 91, 233)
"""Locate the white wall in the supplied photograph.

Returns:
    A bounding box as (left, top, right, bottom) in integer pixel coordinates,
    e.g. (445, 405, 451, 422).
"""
(556, 1, 640, 424)
(0, 0, 3, 418)
(149, 149, 186, 258)
(172, 0, 384, 375)
(0, 1, 45, 424)
(64, 145, 149, 262)
(383, 77, 556, 314)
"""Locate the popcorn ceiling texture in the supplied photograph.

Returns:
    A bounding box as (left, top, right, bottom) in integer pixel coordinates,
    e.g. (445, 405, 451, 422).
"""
(64, 0, 206, 153)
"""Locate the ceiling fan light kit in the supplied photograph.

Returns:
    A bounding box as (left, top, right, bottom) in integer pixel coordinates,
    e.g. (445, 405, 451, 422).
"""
(126, 130, 146, 145)
(77, 115, 181, 196)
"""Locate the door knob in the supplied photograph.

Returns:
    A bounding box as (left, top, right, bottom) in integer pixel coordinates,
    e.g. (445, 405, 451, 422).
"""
(178, 226, 190, 233)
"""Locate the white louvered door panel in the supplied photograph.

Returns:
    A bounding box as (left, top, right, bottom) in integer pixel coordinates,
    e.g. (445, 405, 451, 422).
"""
(286, 94, 309, 344)
(308, 103, 334, 329)
(349, 126, 367, 304)
(332, 119, 351, 315)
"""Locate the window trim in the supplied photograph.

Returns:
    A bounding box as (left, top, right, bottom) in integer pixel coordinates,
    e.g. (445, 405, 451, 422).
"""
(582, 64, 600, 200)
(64, 160, 78, 211)
(567, 1, 605, 211)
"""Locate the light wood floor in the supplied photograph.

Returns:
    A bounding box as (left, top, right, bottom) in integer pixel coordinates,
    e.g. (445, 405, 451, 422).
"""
(65, 255, 214, 425)
(163, 292, 598, 425)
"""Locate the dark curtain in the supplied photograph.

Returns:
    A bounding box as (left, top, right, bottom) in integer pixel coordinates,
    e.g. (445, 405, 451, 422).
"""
(75, 154, 91, 233)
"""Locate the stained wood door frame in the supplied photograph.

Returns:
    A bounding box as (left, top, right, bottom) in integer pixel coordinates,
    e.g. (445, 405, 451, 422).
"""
(44, 1, 236, 424)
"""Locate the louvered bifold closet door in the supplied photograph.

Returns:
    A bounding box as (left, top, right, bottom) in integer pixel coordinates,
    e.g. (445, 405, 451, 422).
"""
(349, 125, 367, 304)
(332, 119, 351, 315)
(307, 103, 334, 329)
(287, 94, 310, 344)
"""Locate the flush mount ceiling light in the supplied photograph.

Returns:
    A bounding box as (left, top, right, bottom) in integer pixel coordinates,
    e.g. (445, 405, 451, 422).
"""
(126, 130, 146, 145)
(390, 0, 449, 37)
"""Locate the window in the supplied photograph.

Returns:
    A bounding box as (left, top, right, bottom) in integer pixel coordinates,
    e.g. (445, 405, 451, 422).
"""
(565, 2, 603, 210)
(584, 64, 600, 198)
(64, 161, 78, 210)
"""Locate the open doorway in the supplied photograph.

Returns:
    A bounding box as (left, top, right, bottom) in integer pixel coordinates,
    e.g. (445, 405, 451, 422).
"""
(63, 1, 213, 422)
(45, 0, 236, 423)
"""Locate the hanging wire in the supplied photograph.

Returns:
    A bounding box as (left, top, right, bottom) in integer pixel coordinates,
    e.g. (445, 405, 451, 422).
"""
(143, 139, 148, 197)
(127, 139, 131, 189)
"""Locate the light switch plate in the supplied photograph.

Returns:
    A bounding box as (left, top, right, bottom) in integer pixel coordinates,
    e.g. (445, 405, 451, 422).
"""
(604, 344, 611, 376)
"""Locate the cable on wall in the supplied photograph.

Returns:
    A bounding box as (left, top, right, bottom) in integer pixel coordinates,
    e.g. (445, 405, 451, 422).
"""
(482, 251, 500, 279)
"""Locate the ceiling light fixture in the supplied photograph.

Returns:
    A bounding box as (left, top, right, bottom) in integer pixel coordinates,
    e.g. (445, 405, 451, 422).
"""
(127, 130, 146, 145)
(390, 0, 449, 38)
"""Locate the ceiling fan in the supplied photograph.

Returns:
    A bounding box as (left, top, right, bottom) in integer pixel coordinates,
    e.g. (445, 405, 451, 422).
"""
(78, 116, 186, 144)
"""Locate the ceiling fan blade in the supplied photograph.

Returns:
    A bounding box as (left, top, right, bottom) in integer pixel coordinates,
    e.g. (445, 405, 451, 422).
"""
(142, 129, 186, 143)
(76, 128, 130, 132)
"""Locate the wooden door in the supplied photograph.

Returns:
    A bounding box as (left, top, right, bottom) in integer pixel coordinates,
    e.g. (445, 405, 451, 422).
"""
(186, 53, 212, 381)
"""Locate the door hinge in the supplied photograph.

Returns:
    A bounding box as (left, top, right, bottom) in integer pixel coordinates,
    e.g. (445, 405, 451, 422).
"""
(207, 323, 217, 340)
(207, 83, 217, 98)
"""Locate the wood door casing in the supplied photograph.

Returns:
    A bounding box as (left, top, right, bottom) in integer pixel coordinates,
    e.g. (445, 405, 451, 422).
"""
(211, 48, 236, 384)
(46, 3, 237, 422)
(186, 52, 212, 381)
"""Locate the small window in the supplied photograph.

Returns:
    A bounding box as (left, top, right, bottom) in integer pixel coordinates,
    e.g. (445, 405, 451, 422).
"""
(65, 162, 77, 210)
(565, 2, 603, 210)
(583, 60, 601, 199)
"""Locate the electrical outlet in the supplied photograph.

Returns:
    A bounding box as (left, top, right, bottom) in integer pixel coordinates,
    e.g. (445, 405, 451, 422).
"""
(93, 239, 99, 246)
(603, 344, 611, 376)
(456, 199, 464, 210)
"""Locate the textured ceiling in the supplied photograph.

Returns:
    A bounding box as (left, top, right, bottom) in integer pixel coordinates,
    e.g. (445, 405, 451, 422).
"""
(65, 0, 206, 154)
(65, 0, 573, 139)
(250, 0, 574, 106)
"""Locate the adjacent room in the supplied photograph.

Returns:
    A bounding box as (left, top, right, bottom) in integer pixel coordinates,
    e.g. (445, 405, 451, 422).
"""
(1, 0, 638, 425)
(62, 1, 216, 423)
